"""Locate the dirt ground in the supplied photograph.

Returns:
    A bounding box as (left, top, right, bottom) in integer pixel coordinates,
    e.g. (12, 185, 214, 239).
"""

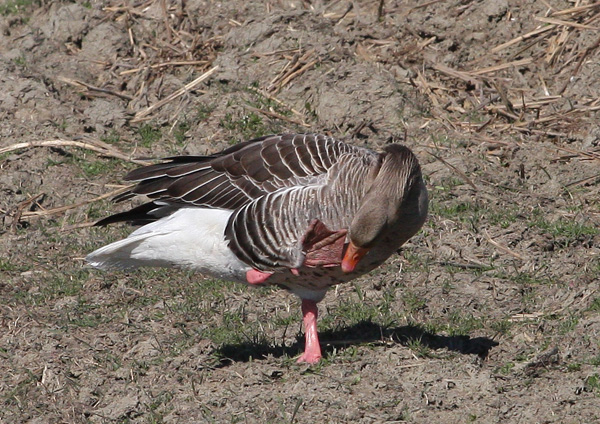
(1, 0, 600, 423)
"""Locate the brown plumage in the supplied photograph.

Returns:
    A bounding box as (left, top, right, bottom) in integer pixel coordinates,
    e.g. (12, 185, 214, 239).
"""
(88, 133, 428, 363)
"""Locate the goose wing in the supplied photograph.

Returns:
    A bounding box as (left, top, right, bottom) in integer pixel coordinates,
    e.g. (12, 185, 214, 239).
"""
(96, 133, 361, 225)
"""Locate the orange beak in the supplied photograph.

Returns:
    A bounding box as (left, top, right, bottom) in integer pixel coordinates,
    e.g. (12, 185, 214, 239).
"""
(341, 242, 369, 273)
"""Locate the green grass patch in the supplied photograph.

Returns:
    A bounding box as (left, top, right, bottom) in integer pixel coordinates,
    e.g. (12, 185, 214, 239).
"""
(531, 209, 599, 247)
(218, 90, 296, 142)
(406, 337, 433, 358)
(429, 199, 485, 232)
(173, 121, 191, 144)
(445, 310, 483, 336)
(45, 148, 128, 181)
(401, 290, 427, 313)
(11, 269, 91, 306)
(138, 124, 162, 148)
(0, 0, 39, 16)
(587, 257, 600, 279)
(401, 248, 431, 273)
(0, 258, 23, 272)
(304, 101, 318, 120)
(41, 270, 88, 300)
(514, 351, 530, 362)
(1, 367, 40, 408)
(557, 314, 579, 335)
(63, 300, 108, 329)
(146, 390, 174, 423)
(589, 355, 600, 367)
(584, 374, 600, 394)
(490, 266, 552, 287)
(203, 308, 275, 361)
(220, 111, 267, 141)
(320, 286, 399, 334)
(12, 55, 27, 67)
(431, 200, 479, 219)
(486, 207, 520, 229)
(489, 319, 513, 336)
(326, 299, 380, 327)
(196, 103, 216, 121)
(79, 158, 119, 178)
(495, 362, 515, 375)
(429, 190, 520, 231)
(245, 88, 292, 118)
(100, 130, 121, 144)
(85, 200, 113, 221)
(430, 134, 463, 148)
(431, 176, 463, 193)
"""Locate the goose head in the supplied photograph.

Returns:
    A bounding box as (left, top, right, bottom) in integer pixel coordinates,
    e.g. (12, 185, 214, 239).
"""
(341, 144, 428, 273)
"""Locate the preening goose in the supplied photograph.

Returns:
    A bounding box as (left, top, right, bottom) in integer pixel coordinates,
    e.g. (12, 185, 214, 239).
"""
(87, 133, 428, 363)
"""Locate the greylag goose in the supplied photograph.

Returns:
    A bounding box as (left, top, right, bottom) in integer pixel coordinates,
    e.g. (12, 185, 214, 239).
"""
(87, 133, 428, 363)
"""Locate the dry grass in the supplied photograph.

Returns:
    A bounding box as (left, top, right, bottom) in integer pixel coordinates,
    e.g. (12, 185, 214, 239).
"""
(1, 1, 599, 423)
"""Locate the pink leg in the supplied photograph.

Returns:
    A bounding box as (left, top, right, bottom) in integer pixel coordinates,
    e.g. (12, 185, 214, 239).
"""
(297, 299, 322, 364)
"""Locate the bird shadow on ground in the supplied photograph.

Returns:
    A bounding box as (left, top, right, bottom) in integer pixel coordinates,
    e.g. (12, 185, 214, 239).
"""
(215, 321, 499, 365)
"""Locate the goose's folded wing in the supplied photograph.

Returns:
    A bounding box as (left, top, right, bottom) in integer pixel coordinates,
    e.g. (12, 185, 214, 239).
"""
(117, 133, 356, 211)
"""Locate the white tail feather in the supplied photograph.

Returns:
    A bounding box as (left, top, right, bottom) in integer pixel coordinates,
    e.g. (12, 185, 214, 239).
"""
(86, 232, 172, 270)
(87, 208, 249, 281)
